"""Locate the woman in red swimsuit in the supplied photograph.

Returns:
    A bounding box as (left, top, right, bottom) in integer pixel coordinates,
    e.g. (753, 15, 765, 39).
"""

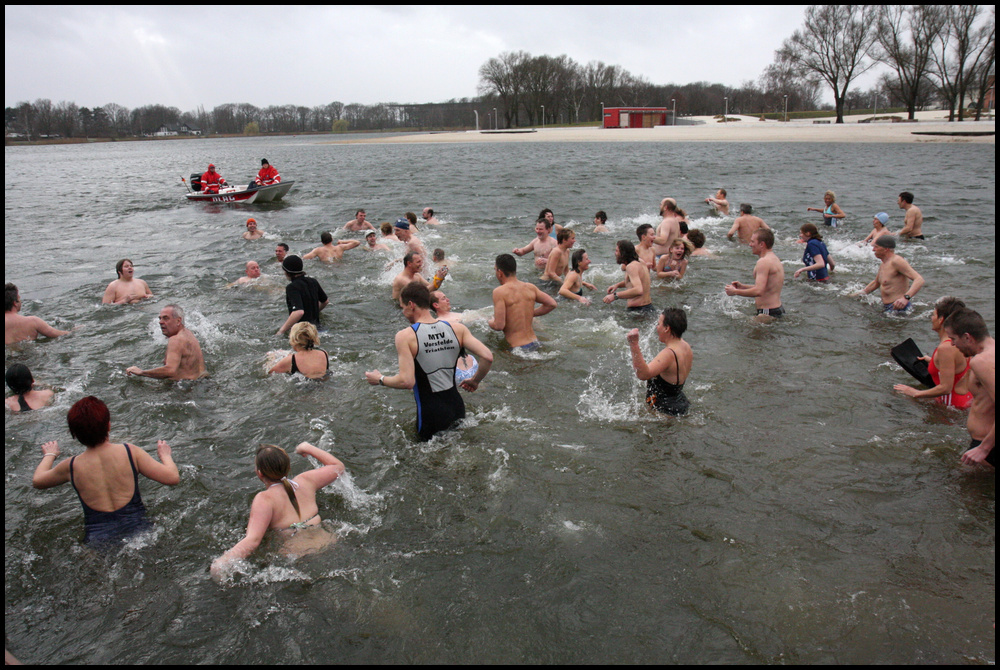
(894, 296, 973, 409)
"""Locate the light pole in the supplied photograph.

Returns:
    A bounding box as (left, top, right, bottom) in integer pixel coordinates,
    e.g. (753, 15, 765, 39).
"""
(671, 98, 676, 125)
(783, 95, 788, 123)
(724, 97, 728, 123)
(493, 108, 497, 130)
(600, 102, 605, 128)
(473, 110, 479, 131)
(873, 92, 878, 120)
(541, 105, 544, 129)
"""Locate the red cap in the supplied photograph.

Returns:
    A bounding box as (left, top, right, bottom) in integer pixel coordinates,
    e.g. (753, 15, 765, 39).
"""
(208, 163, 215, 168)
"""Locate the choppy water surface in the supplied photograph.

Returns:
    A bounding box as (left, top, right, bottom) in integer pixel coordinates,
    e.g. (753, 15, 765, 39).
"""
(5, 136, 995, 663)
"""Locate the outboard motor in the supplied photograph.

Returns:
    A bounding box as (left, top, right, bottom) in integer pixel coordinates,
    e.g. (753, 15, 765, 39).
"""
(190, 173, 202, 192)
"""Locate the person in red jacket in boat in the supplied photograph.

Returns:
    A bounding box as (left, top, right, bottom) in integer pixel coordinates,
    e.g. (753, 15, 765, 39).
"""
(201, 164, 226, 194)
(256, 158, 281, 187)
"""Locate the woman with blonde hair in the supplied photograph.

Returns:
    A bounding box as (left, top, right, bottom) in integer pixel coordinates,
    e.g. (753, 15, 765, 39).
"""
(268, 322, 329, 379)
(807, 190, 846, 227)
(211, 442, 344, 578)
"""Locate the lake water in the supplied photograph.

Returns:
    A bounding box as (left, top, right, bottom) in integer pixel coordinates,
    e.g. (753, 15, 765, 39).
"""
(4, 135, 995, 663)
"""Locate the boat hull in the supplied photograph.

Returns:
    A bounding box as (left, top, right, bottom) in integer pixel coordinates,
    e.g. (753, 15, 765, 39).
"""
(184, 180, 294, 204)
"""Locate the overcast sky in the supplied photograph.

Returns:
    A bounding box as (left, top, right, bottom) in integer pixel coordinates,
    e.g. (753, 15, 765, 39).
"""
(6, 5, 862, 111)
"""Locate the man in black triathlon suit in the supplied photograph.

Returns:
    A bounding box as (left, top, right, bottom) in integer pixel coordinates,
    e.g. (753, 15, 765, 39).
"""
(365, 281, 493, 440)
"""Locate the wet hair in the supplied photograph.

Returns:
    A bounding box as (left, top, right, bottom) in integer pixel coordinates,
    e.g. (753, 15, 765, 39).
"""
(752, 228, 775, 249)
(6, 363, 33, 395)
(557, 228, 575, 244)
(824, 190, 836, 202)
(571, 248, 587, 273)
(380, 222, 394, 235)
(539, 208, 553, 220)
(400, 281, 432, 309)
(5, 283, 19, 312)
(430, 290, 446, 310)
(671, 238, 692, 258)
(320, 231, 333, 245)
(934, 296, 966, 322)
(495, 253, 517, 277)
(660, 307, 687, 337)
(616, 240, 640, 265)
(277, 243, 289, 252)
(944, 308, 990, 342)
(679, 220, 689, 235)
(717, 188, 727, 197)
(636, 223, 653, 240)
(356, 209, 366, 216)
(67, 396, 111, 448)
(688, 229, 706, 249)
(663, 199, 686, 217)
(115, 258, 132, 278)
(536, 217, 553, 231)
(256, 445, 300, 518)
(424, 208, 434, 217)
(432, 248, 445, 262)
(740, 203, 753, 215)
(289, 322, 320, 351)
(405, 212, 417, 225)
(403, 250, 421, 267)
(800, 223, 822, 240)
(164, 304, 184, 322)
(899, 191, 914, 204)
(595, 210, 607, 223)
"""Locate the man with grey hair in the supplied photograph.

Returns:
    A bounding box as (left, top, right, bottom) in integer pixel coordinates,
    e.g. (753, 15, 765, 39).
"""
(854, 235, 924, 313)
(126, 304, 206, 380)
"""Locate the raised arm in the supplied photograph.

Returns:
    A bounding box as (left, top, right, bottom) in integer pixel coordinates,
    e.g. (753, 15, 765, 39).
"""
(293, 442, 346, 490)
(32, 441, 71, 489)
(132, 441, 180, 486)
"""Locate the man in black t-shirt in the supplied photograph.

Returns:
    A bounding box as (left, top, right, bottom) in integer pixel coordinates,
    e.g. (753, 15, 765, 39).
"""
(277, 255, 328, 335)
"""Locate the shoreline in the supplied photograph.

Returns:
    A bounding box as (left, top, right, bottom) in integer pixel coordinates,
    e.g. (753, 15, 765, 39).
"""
(326, 115, 995, 145)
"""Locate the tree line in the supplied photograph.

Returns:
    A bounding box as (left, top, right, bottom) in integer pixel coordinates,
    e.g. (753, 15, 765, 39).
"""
(5, 5, 994, 140)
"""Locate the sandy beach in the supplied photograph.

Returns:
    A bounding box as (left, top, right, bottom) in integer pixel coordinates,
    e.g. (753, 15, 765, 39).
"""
(330, 110, 995, 145)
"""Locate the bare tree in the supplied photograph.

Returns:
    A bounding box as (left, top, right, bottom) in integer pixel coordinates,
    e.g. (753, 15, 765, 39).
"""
(931, 5, 994, 121)
(876, 5, 948, 120)
(971, 9, 995, 120)
(777, 5, 879, 123)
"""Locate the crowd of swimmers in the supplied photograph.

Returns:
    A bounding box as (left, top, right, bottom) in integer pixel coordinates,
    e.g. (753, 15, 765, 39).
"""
(5, 178, 995, 599)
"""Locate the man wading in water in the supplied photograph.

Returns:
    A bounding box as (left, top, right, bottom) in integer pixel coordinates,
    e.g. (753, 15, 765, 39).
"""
(366, 282, 493, 441)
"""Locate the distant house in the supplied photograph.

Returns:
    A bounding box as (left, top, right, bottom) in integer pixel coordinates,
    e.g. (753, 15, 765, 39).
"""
(153, 123, 203, 136)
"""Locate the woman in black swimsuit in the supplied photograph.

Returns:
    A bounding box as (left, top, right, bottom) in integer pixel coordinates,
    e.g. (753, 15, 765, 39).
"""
(626, 307, 693, 416)
(31, 396, 179, 545)
(5, 363, 54, 412)
(268, 322, 330, 379)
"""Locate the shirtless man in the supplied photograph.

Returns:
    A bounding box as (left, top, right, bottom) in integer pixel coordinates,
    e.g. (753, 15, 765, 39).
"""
(394, 219, 425, 256)
(343, 209, 375, 232)
(5, 283, 70, 345)
(559, 249, 597, 305)
(430, 290, 464, 323)
(854, 236, 924, 312)
(705, 188, 730, 215)
(727, 204, 771, 245)
(541, 228, 576, 282)
(489, 253, 556, 350)
(392, 251, 446, 306)
(230, 261, 262, 286)
(364, 230, 389, 252)
(635, 224, 656, 269)
(895, 191, 924, 239)
(274, 243, 289, 264)
(126, 305, 206, 380)
(102, 259, 153, 305)
(652, 198, 684, 258)
(603, 240, 653, 313)
(242, 218, 264, 240)
(539, 208, 563, 236)
(303, 232, 361, 262)
(724, 228, 785, 321)
(513, 219, 558, 270)
(422, 208, 441, 226)
(944, 308, 995, 467)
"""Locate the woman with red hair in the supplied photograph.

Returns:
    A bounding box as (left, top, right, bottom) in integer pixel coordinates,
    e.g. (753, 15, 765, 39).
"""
(32, 396, 180, 545)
